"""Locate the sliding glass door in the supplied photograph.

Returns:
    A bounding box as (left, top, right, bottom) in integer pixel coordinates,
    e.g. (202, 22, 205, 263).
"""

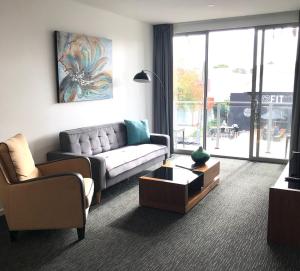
(173, 34, 206, 149)
(206, 29, 254, 158)
(252, 27, 298, 160)
(173, 24, 299, 162)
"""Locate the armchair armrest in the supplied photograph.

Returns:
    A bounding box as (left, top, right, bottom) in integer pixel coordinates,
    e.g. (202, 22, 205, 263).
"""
(150, 133, 170, 158)
(37, 157, 91, 178)
(47, 150, 87, 162)
(47, 151, 106, 192)
(6, 173, 86, 230)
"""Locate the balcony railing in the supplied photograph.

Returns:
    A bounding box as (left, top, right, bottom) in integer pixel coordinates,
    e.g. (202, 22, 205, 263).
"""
(174, 100, 292, 159)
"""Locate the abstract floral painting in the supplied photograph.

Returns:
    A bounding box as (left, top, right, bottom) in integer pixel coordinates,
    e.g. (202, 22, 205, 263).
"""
(55, 31, 112, 103)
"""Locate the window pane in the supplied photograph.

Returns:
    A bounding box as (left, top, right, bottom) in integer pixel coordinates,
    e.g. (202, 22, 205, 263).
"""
(173, 35, 206, 150)
(206, 29, 254, 158)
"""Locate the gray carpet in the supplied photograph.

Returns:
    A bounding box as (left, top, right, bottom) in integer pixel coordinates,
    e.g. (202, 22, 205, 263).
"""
(1, 157, 300, 271)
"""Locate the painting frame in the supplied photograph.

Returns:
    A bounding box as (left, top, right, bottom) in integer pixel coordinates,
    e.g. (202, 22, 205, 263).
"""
(54, 31, 113, 103)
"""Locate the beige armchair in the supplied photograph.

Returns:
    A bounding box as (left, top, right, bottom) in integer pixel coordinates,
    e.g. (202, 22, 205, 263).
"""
(0, 134, 94, 241)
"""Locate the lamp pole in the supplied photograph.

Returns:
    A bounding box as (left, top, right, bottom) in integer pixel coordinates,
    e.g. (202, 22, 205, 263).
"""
(143, 70, 164, 91)
(133, 70, 166, 103)
(133, 70, 166, 110)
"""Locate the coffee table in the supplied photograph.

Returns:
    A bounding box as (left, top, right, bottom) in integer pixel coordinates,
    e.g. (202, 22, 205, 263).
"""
(139, 159, 220, 213)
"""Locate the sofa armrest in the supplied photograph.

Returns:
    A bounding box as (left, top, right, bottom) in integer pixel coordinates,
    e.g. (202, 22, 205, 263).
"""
(150, 133, 170, 158)
(47, 151, 106, 192)
(37, 157, 92, 178)
(6, 173, 86, 230)
(88, 156, 107, 191)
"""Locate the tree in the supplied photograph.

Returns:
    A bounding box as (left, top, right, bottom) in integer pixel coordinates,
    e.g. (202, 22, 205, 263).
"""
(174, 68, 204, 111)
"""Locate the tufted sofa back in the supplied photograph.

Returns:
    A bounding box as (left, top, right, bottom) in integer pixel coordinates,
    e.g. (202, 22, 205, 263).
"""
(59, 123, 127, 156)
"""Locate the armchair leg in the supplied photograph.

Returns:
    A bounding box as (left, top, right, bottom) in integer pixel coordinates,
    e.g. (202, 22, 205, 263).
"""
(77, 227, 85, 240)
(9, 231, 18, 242)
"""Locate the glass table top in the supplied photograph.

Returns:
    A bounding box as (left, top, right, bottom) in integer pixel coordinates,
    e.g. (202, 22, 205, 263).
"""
(144, 166, 203, 185)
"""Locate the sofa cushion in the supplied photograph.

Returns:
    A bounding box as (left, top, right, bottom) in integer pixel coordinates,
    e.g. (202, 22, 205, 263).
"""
(124, 119, 150, 145)
(5, 134, 40, 181)
(95, 144, 167, 178)
(60, 123, 127, 155)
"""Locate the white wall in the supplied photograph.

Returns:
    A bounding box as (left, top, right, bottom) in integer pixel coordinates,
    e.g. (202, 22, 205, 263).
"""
(0, 0, 153, 163)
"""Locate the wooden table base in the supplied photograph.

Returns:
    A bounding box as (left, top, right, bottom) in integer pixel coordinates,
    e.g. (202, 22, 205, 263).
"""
(139, 160, 220, 214)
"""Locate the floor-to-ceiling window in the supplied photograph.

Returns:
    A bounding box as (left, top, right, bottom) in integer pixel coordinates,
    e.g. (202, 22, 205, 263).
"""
(173, 34, 206, 149)
(173, 24, 299, 162)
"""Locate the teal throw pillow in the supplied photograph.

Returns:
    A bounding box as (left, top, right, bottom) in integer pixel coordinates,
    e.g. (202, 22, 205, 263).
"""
(124, 119, 150, 145)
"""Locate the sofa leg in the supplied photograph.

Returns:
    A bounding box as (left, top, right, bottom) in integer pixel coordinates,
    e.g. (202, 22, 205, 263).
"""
(77, 227, 85, 241)
(9, 231, 18, 242)
(93, 191, 101, 204)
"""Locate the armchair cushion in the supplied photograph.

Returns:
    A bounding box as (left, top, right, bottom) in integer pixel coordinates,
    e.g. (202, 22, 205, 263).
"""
(4, 134, 40, 181)
(83, 178, 94, 209)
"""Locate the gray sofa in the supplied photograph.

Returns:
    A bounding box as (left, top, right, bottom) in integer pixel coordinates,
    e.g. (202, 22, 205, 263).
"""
(47, 122, 170, 203)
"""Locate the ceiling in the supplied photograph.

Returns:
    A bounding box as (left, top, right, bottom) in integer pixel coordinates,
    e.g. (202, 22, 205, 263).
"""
(75, 0, 300, 24)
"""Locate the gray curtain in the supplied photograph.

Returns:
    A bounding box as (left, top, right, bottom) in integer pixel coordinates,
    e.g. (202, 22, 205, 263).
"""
(153, 24, 174, 153)
(290, 11, 300, 155)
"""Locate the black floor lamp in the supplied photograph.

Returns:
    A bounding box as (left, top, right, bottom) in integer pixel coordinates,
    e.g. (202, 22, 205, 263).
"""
(133, 70, 162, 84)
(133, 70, 167, 134)
(133, 69, 173, 153)
(133, 70, 166, 102)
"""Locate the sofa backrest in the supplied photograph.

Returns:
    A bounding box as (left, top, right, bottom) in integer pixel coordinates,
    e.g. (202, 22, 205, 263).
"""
(59, 123, 127, 155)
